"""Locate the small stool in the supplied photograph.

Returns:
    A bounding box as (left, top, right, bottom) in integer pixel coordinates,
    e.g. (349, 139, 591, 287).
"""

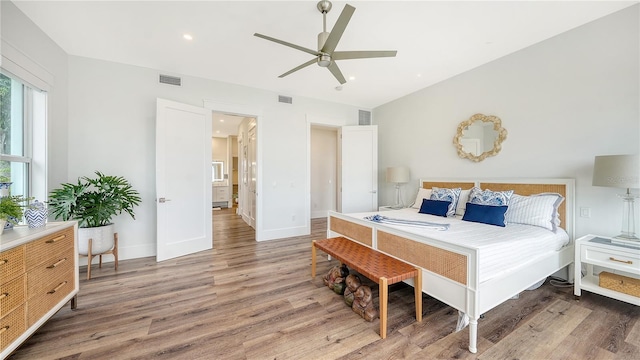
(85, 233, 118, 280)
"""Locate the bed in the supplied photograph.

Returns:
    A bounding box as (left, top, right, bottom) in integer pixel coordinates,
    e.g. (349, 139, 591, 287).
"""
(326, 178, 575, 353)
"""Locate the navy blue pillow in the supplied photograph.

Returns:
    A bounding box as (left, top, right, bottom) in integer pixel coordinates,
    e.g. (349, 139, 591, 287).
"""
(419, 199, 451, 217)
(462, 202, 508, 227)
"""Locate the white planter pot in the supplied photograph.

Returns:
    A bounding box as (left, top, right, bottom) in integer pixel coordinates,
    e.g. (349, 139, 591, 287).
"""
(0, 219, 6, 235)
(78, 224, 115, 255)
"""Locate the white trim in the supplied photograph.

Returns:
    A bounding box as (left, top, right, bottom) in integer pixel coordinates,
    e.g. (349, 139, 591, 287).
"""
(1, 40, 53, 91)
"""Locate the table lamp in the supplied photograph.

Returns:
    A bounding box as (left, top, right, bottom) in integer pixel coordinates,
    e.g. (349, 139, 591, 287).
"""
(386, 166, 410, 209)
(592, 154, 640, 242)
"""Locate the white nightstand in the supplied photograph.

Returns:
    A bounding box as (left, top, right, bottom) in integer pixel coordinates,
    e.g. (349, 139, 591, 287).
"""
(574, 234, 640, 306)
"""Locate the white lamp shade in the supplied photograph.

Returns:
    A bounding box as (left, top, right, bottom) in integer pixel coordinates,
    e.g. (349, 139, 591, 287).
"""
(592, 154, 640, 188)
(386, 166, 410, 183)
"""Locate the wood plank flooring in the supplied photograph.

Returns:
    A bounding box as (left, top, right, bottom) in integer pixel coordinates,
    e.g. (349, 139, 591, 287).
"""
(8, 208, 640, 359)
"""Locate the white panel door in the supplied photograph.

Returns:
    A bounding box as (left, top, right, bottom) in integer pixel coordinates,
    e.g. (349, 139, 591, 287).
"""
(156, 98, 212, 262)
(340, 125, 378, 213)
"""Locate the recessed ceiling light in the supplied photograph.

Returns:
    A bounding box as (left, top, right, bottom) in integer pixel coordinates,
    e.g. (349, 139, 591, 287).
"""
(216, 130, 220, 133)
(219, 119, 225, 122)
(183, 34, 193, 41)
(349, 76, 355, 81)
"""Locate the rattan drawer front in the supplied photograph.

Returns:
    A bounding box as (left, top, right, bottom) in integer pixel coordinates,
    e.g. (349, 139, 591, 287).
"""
(0, 303, 26, 352)
(0, 275, 25, 318)
(377, 230, 468, 285)
(25, 227, 74, 269)
(583, 246, 639, 273)
(330, 216, 373, 246)
(0, 246, 25, 285)
(27, 269, 74, 327)
(27, 247, 75, 299)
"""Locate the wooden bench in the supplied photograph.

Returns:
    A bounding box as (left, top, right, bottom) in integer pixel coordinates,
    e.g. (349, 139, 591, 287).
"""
(311, 236, 422, 339)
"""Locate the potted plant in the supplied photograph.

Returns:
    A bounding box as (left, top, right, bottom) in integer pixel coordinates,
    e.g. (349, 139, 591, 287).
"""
(48, 171, 141, 256)
(0, 195, 27, 235)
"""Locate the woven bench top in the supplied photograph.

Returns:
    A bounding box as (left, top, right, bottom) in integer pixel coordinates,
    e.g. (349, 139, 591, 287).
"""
(314, 237, 418, 285)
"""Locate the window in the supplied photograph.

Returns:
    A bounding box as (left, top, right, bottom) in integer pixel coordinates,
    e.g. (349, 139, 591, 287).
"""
(0, 71, 46, 201)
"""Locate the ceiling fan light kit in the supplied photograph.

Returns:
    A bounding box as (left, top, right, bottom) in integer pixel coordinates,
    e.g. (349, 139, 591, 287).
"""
(254, 1, 397, 85)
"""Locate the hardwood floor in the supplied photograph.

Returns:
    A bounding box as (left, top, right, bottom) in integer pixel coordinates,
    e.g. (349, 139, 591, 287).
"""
(8, 208, 640, 359)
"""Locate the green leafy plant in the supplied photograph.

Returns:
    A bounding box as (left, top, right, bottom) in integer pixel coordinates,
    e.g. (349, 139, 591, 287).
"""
(48, 171, 141, 228)
(0, 195, 28, 224)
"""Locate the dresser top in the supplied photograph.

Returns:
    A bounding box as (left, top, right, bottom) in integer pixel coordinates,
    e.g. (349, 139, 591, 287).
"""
(0, 221, 77, 251)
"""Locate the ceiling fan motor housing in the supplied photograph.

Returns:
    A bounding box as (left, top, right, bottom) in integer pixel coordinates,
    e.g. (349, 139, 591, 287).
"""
(318, 32, 331, 67)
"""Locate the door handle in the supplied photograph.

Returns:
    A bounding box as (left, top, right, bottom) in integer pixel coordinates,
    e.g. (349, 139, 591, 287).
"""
(158, 198, 172, 203)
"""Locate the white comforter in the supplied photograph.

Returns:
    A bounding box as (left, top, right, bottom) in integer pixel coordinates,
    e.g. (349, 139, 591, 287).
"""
(345, 208, 569, 283)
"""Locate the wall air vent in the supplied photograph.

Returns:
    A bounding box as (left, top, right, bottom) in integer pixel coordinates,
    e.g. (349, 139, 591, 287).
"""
(278, 95, 293, 104)
(159, 74, 182, 86)
(359, 110, 371, 125)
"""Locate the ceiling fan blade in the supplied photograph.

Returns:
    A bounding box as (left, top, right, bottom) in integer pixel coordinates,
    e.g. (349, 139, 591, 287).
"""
(332, 50, 397, 60)
(254, 33, 320, 57)
(327, 61, 346, 84)
(278, 58, 318, 78)
(321, 4, 355, 54)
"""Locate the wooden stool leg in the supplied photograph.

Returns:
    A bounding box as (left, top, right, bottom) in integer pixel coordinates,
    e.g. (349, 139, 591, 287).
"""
(380, 276, 388, 339)
(415, 268, 422, 322)
(87, 238, 93, 280)
(99, 254, 103, 268)
(114, 233, 119, 271)
(311, 241, 317, 278)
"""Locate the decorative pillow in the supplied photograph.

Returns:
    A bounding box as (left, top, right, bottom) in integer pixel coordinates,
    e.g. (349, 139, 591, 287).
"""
(411, 188, 432, 209)
(468, 187, 514, 206)
(462, 203, 508, 227)
(419, 199, 451, 217)
(455, 189, 472, 216)
(505, 193, 565, 231)
(430, 187, 461, 217)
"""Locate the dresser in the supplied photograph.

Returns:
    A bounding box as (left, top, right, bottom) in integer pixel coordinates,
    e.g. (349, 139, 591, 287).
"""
(0, 222, 79, 358)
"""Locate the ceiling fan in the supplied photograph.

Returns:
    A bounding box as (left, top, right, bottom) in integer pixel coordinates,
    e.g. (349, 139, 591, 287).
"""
(254, 0, 397, 85)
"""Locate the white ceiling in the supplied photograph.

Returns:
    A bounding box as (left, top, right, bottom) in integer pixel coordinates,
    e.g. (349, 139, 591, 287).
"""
(12, 1, 636, 109)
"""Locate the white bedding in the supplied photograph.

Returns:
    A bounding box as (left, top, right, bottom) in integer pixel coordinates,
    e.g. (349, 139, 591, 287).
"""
(346, 208, 569, 283)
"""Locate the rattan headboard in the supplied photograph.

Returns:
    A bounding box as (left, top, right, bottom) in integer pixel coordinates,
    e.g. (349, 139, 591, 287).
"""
(421, 179, 572, 235)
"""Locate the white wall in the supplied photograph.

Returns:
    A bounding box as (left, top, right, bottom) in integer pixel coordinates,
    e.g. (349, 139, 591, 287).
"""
(1, 1, 68, 193)
(374, 5, 640, 239)
(66, 55, 361, 258)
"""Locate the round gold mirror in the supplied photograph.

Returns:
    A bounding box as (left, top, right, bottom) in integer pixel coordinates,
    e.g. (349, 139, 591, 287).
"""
(453, 113, 507, 162)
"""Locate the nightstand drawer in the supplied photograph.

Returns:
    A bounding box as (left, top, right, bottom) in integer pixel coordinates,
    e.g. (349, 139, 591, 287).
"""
(582, 246, 639, 273)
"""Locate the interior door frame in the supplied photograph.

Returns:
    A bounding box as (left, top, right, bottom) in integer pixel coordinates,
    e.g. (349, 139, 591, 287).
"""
(306, 114, 351, 230)
(203, 100, 264, 240)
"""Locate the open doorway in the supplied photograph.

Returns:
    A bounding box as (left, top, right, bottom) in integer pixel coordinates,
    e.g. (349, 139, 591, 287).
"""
(310, 125, 338, 219)
(212, 113, 243, 211)
(211, 111, 258, 232)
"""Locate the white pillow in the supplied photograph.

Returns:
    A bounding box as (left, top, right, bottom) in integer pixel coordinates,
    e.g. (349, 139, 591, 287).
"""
(456, 189, 471, 216)
(411, 188, 432, 209)
(505, 193, 565, 231)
